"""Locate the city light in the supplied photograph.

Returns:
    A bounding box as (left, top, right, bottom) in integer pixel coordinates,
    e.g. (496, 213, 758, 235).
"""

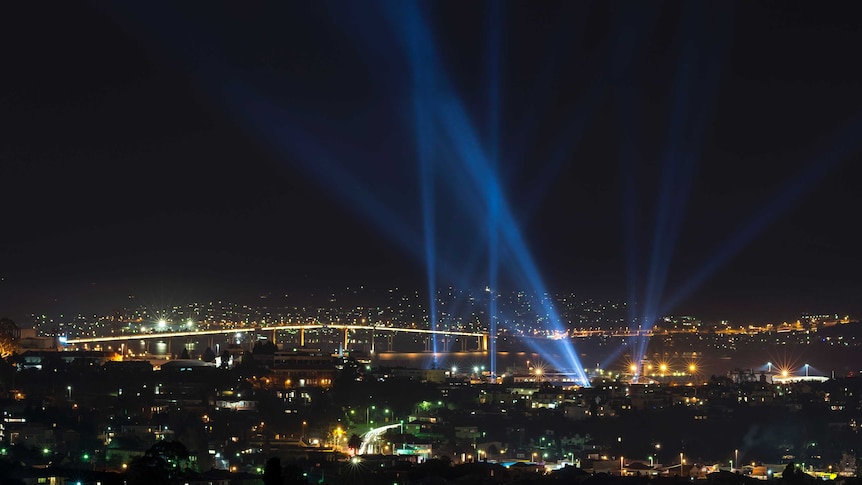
(10, 5, 861, 482)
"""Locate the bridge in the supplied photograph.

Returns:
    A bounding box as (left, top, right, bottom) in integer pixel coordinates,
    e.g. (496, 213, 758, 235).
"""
(64, 324, 492, 353)
(63, 324, 654, 355)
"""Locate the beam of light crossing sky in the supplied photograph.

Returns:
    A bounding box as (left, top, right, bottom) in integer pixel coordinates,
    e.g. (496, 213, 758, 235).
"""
(435, 99, 589, 384)
(406, 4, 441, 365)
(484, 0, 503, 381)
(390, 1, 589, 384)
(659, 114, 862, 316)
(634, 2, 732, 368)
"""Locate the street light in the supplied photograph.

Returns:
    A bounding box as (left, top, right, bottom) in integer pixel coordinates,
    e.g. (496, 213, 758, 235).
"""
(805, 364, 810, 377)
(67, 386, 72, 401)
(680, 453, 685, 477)
(735, 449, 739, 470)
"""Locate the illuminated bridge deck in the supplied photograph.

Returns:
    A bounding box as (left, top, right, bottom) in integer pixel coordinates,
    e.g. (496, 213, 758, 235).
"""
(63, 325, 653, 345)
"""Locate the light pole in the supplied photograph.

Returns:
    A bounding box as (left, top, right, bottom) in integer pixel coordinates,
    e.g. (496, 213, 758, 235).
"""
(767, 362, 772, 373)
(680, 453, 685, 477)
(735, 449, 738, 471)
(621, 456, 624, 476)
(805, 364, 810, 377)
(67, 386, 72, 401)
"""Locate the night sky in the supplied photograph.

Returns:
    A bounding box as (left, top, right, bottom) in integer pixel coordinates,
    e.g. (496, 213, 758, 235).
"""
(2, 1, 861, 324)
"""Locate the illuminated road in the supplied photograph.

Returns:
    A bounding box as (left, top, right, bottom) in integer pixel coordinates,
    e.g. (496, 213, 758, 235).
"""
(359, 423, 401, 455)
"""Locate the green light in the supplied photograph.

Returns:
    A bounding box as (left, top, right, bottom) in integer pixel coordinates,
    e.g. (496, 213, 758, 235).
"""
(82, 453, 90, 460)
(42, 448, 50, 455)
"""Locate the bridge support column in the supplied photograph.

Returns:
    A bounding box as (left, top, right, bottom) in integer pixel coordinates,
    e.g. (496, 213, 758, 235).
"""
(369, 329, 375, 354)
(387, 335, 394, 352)
(424, 337, 431, 352)
(483, 334, 489, 351)
(343, 328, 349, 353)
(461, 338, 467, 352)
(300, 328, 305, 347)
(272, 329, 277, 344)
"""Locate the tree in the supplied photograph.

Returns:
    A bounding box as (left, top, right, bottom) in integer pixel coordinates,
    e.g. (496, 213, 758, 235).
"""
(841, 452, 856, 473)
(127, 440, 191, 485)
(220, 350, 231, 368)
(284, 463, 308, 485)
(263, 457, 284, 485)
(180, 348, 190, 360)
(348, 433, 362, 452)
(783, 462, 802, 484)
(149, 440, 191, 470)
(486, 444, 500, 458)
(202, 347, 216, 363)
(254, 340, 278, 355)
(0, 317, 20, 358)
